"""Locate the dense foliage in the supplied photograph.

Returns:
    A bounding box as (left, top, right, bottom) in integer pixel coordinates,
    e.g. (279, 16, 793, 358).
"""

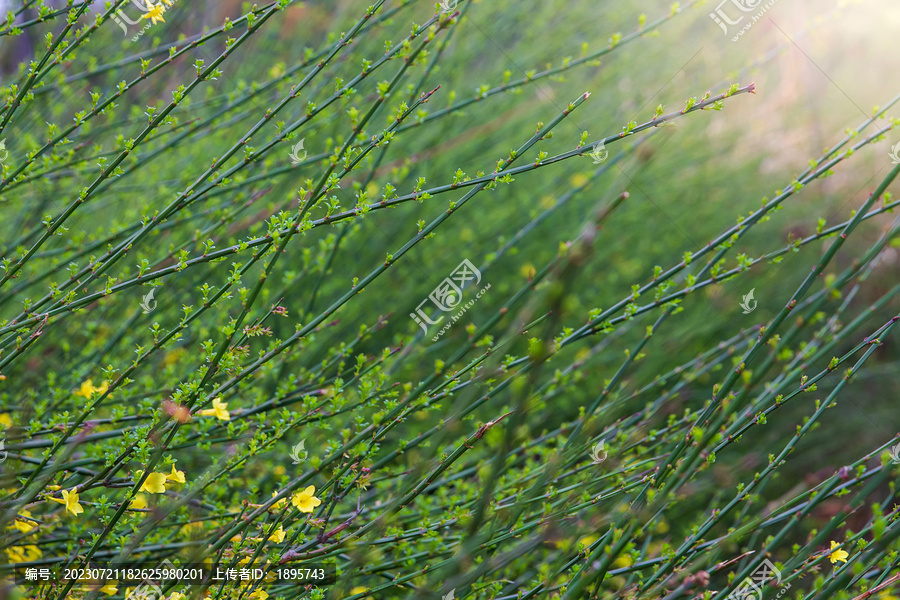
(1, 1, 899, 600)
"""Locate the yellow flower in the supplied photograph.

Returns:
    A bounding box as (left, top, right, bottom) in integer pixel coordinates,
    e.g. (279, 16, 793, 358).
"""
(199, 397, 230, 421)
(250, 590, 268, 600)
(48, 489, 84, 515)
(655, 518, 670, 534)
(6, 545, 41, 562)
(99, 582, 118, 595)
(12, 509, 36, 533)
(138, 472, 168, 494)
(0, 413, 11, 428)
(570, 173, 589, 188)
(140, 1, 166, 24)
(612, 554, 634, 569)
(73, 379, 110, 399)
(269, 525, 285, 543)
(129, 494, 147, 509)
(163, 347, 185, 367)
(179, 521, 204, 539)
(73, 380, 95, 397)
(291, 485, 322, 513)
(6, 546, 25, 562)
(578, 535, 599, 549)
(166, 464, 185, 484)
(273, 465, 286, 476)
(829, 540, 849, 564)
(270, 491, 287, 511)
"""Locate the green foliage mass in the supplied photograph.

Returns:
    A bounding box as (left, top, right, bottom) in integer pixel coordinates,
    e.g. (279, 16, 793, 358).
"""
(0, 1, 899, 599)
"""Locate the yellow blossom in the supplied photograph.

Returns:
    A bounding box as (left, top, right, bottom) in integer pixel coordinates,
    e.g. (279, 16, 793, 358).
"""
(273, 465, 286, 476)
(250, 590, 268, 600)
(0, 413, 11, 428)
(166, 464, 185, 484)
(163, 347, 185, 367)
(99, 582, 118, 595)
(48, 489, 84, 516)
(829, 540, 849, 564)
(5, 546, 25, 562)
(179, 521, 204, 539)
(270, 491, 287, 511)
(570, 173, 589, 188)
(291, 485, 322, 513)
(129, 494, 147, 509)
(199, 397, 230, 421)
(269, 525, 285, 543)
(6, 545, 41, 562)
(73, 379, 110, 399)
(140, 1, 166, 25)
(138, 472, 168, 494)
(12, 509, 36, 533)
(612, 554, 634, 569)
